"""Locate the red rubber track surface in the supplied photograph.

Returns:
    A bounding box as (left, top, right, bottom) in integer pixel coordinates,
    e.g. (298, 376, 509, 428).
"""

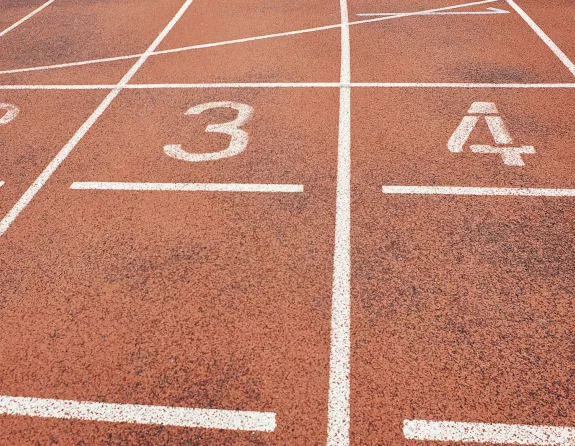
(0, 0, 575, 444)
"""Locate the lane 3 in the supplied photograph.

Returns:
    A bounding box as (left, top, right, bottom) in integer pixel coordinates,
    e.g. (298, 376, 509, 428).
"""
(0, 88, 339, 445)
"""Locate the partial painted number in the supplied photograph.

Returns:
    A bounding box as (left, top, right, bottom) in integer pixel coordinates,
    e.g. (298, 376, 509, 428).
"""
(164, 101, 254, 162)
(0, 103, 19, 125)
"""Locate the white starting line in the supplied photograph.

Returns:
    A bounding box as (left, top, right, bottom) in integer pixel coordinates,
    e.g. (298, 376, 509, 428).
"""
(404, 420, 575, 445)
(70, 182, 304, 193)
(382, 185, 575, 197)
(0, 395, 276, 432)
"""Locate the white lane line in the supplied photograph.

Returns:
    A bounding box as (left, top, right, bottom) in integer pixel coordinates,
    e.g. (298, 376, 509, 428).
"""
(70, 182, 304, 193)
(382, 185, 575, 197)
(506, 0, 575, 78)
(358, 7, 509, 16)
(0, 0, 55, 38)
(2, 82, 575, 90)
(327, 0, 351, 445)
(0, 395, 275, 432)
(0, 0, 497, 77)
(0, 0, 196, 237)
(404, 420, 575, 445)
(353, 82, 575, 88)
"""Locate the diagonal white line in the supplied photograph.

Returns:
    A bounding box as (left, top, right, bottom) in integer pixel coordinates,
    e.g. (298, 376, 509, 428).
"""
(0, 0, 55, 38)
(0, 0, 196, 237)
(505, 0, 575, 78)
(0, 0, 497, 77)
(358, 7, 509, 16)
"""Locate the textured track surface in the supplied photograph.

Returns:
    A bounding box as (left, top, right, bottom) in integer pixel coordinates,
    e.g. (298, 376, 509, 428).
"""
(1, 0, 575, 444)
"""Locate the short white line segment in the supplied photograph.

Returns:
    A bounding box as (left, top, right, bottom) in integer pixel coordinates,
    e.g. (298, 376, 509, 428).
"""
(0, 0, 195, 237)
(327, 0, 351, 444)
(0, 0, 55, 38)
(70, 182, 303, 193)
(404, 420, 575, 445)
(382, 185, 575, 197)
(0, 396, 276, 432)
(506, 0, 575, 78)
(0, 0, 497, 77)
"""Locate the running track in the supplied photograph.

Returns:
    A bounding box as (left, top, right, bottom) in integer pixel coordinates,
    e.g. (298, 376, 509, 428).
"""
(1, 0, 575, 444)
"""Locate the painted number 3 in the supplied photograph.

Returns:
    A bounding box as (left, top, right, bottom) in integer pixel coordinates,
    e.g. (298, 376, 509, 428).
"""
(164, 101, 254, 162)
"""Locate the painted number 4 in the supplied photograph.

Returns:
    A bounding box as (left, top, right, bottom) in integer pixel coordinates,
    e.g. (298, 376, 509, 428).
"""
(0, 103, 19, 125)
(448, 102, 535, 166)
(164, 101, 254, 162)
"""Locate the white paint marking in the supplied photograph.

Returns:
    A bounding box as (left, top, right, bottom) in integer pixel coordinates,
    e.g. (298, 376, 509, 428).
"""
(0, 0, 497, 77)
(2, 83, 575, 90)
(468, 101, 498, 114)
(0, 181, 4, 188)
(327, 0, 351, 445)
(0, 103, 19, 125)
(0, 0, 196, 237)
(164, 102, 254, 162)
(404, 420, 575, 445)
(352, 83, 575, 88)
(382, 185, 575, 197)
(470, 145, 535, 166)
(448, 101, 535, 166)
(0, 395, 275, 432)
(70, 182, 303, 193)
(506, 0, 575, 78)
(484, 115, 512, 143)
(358, 7, 509, 16)
(448, 116, 479, 152)
(0, 0, 55, 38)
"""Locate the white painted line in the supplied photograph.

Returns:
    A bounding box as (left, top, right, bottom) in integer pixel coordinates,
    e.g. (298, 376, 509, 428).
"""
(506, 0, 575, 78)
(358, 7, 509, 16)
(2, 82, 575, 90)
(126, 82, 341, 89)
(327, 0, 351, 445)
(382, 185, 575, 197)
(0, 181, 4, 188)
(0, 84, 118, 90)
(404, 420, 575, 445)
(70, 182, 303, 193)
(0, 0, 497, 77)
(1, 82, 575, 90)
(0, 54, 140, 76)
(0, 0, 196, 237)
(0, 0, 55, 38)
(352, 82, 575, 88)
(0, 395, 275, 432)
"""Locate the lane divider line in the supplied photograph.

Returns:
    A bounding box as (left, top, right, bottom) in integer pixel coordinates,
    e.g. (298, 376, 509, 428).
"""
(0, 0, 196, 237)
(70, 182, 303, 193)
(0, 0, 497, 77)
(382, 185, 575, 197)
(0, 0, 55, 38)
(327, 0, 351, 444)
(506, 0, 575, 78)
(404, 419, 575, 445)
(2, 82, 575, 90)
(0, 395, 276, 432)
